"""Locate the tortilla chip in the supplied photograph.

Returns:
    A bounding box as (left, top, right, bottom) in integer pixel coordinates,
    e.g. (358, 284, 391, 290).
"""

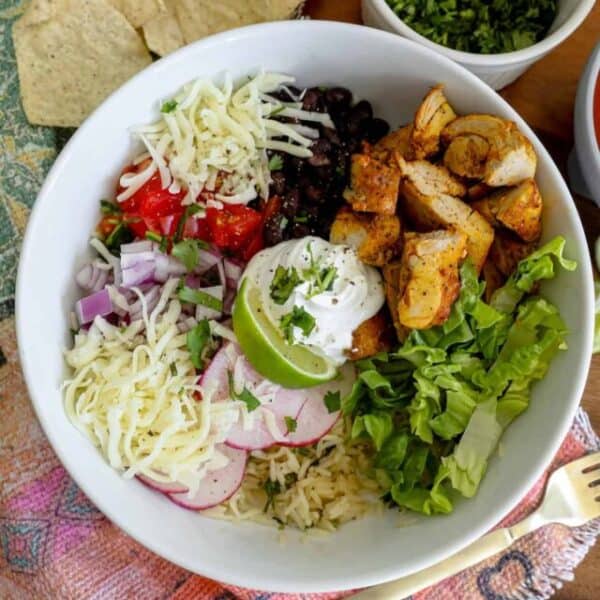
(143, 0, 185, 57)
(107, 0, 166, 29)
(13, 0, 152, 127)
(174, 0, 303, 48)
(143, 0, 304, 57)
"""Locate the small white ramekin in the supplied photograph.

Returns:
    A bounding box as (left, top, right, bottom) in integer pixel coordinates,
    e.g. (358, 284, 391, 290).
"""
(362, 0, 596, 90)
(573, 42, 600, 206)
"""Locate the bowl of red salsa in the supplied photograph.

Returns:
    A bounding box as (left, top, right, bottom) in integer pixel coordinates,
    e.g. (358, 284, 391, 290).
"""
(573, 42, 600, 207)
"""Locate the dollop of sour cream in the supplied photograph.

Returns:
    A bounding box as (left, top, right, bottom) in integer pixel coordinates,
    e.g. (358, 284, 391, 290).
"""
(242, 236, 385, 365)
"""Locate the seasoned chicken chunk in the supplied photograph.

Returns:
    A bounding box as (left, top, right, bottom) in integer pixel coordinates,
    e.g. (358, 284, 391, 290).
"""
(443, 134, 489, 179)
(397, 230, 468, 330)
(348, 311, 394, 360)
(472, 179, 542, 242)
(395, 156, 467, 198)
(371, 124, 413, 164)
(410, 85, 457, 159)
(489, 229, 537, 277)
(330, 207, 402, 266)
(343, 153, 400, 214)
(383, 260, 408, 342)
(396, 156, 493, 272)
(441, 115, 537, 187)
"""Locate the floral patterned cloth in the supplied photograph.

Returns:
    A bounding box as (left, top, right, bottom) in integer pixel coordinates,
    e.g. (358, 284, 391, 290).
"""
(1, 2, 599, 598)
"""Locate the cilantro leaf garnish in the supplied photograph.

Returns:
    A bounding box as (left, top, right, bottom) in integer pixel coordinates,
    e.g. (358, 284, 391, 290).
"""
(100, 199, 121, 215)
(172, 239, 207, 271)
(178, 286, 223, 312)
(280, 305, 316, 344)
(270, 265, 302, 305)
(186, 319, 212, 370)
(302, 242, 338, 298)
(323, 391, 341, 414)
(285, 416, 297, 433)
(161, 99, 178, 113)
(268, 154, 284, 171)
(227, 371, 261, 412)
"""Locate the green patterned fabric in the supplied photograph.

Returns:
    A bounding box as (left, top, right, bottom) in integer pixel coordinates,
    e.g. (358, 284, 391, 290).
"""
(0, 0, 72, 319)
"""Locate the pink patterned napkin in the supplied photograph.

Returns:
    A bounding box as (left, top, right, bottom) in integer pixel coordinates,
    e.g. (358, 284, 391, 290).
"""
(0, 309, 598, 599)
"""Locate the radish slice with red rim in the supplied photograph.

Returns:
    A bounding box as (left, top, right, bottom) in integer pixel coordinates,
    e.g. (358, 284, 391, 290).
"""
(167, 445, 247, 510)
(137, 473, 189, 494)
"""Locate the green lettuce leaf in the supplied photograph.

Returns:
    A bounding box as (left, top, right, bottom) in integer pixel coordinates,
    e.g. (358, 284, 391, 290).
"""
(442, 399, 502, 498)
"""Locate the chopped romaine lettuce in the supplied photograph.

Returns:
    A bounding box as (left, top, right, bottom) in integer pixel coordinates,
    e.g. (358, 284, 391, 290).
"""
(343, 236, 574, 515)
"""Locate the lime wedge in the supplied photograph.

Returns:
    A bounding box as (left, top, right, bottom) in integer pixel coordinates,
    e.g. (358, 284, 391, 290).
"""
(232, 278, 337, 388)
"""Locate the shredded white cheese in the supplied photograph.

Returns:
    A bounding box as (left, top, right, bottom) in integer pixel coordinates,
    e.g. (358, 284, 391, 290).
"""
(63, 292, 239, 494)
(118, 71, 333, 207)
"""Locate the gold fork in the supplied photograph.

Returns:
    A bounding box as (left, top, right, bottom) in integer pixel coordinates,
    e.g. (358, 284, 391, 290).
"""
(352, 451, 600, 600)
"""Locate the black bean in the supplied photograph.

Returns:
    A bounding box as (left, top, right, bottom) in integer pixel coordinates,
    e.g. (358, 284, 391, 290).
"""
(285, 156, 304, 179)
(346, 100, 373, 136)
(364, 118, 390, 143)
(291, 222, 311, 238)
(303, 183, 324, 204)
(281, 189, 300, 217)
(264, 214, 286, 246)
(302, 87, 324, 112)
(322, 127, 341, 146)
(325, 87, 352, 108)
(269, 171, 286, 196)
(308, 153, 331, 167)
(352, 100, 373, 121)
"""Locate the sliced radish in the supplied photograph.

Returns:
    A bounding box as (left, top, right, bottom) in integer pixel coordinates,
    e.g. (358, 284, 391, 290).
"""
(137, 473, 189, 494)
(282, 363, 356, 447)
(167, 445, 247, 510)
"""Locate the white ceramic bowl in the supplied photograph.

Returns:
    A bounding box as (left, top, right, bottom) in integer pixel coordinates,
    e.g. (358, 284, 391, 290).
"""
(573, 42, 600, 206)
(16, 21, 594, 593)
(362, 0, 596, 90)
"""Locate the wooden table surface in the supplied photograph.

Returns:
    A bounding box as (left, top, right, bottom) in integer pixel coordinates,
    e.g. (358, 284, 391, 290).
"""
(305, 1, 600, 598)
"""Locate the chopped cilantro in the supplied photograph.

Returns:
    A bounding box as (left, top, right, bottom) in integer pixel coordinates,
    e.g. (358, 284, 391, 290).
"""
(186, 319, 212, 370)
(302, 242, 338, 298)
(263, 479, 281, 512)
(285, 416, 297, 433)
(227, 371, 261, 412)
(294, 214, 309, 224)
(172, 239, 207, 271)
(100, 199, 121, 215)
(280, 305, 316, 343)
(324, 391, 341, 414)
(104, 223, 134, 256)
(174, 204, 203, 242)
(270, 265, 302, 305)
(178, 286, 223, 312)
(161, 99, 178, 113)
(268, 154, 284, 171)
(385, 0, 557, 54)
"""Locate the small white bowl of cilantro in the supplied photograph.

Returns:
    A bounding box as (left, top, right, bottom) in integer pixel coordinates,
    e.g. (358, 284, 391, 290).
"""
(363, 0, 596, 89)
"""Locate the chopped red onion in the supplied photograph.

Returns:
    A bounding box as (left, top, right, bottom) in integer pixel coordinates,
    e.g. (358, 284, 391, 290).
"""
(223, 258, 243, 283)
(196, 248, 222, 273)
(75, 263, 110, 293)
(122, 260, 155, 288)
(154, 253, 187, 282)
(195, 285, 224, 321)
(121, 240, 154, 254)
(223, 288, 236, 316)
(75, 288, 113, 325)
(129, 285, 161, 321)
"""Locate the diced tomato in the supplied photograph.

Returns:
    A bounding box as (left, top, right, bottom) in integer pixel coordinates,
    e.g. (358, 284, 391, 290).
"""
(262, 195, 281, 221)
(205, 204, 263, 251)
(241, 229, 264, 261)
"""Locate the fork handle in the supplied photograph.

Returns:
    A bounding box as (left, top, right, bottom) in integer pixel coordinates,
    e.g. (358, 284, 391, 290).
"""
(351, 527, 517, 599)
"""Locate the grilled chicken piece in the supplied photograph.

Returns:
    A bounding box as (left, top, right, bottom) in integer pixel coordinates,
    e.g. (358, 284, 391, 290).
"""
(467, 182, 493, 201)
(443, 135, 489, 179)
(330, 207, 402, 266)
(343, 153, 400, 214)
(383, 260, 408, 342)
(396, 156, 493, 272)
(472, 179, 542, 242)
(395, 155, 467, 198)
(410, 85, 457, 159)
(371, 124, 413, 164)
(482, 259, 505, 303)
(348, 311, 395, 360)
(441, 114, 537, 187)
(397, 230, 468, 330)
(489, 229, 537, 277)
